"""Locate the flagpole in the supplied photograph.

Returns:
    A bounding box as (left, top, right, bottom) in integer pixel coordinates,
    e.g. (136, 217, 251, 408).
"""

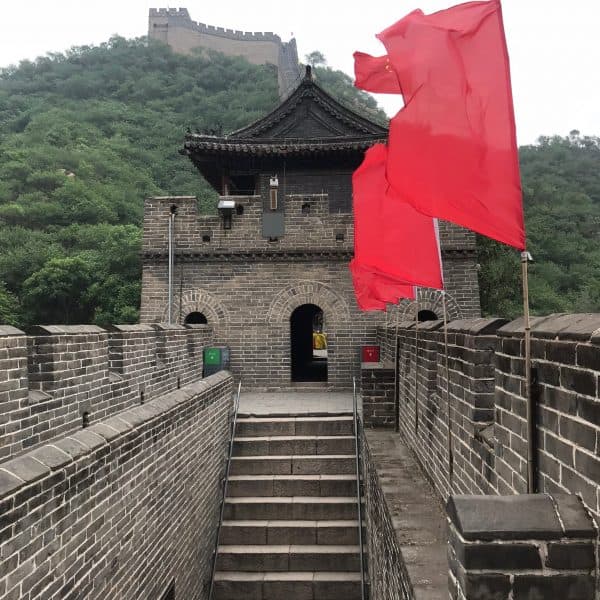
(414, 288, 419, 433)
(522, 250, 534, 493)
(442, 291, 453, 492)
(394, 304, 401, 433)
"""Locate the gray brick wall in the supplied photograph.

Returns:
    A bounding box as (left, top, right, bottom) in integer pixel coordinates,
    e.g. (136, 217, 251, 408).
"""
(0, 371, 233, 600)
(370, 313, 600, 520)
(495, 314, 600, 516)
(360, 425, 413, 600)
(0, 324, 212, 462)
(141, 194, 481, 390)
(448, 494, 597, 600)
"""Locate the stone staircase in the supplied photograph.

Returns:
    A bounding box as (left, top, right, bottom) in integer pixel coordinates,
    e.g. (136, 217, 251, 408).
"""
(213, 413, 364, 600)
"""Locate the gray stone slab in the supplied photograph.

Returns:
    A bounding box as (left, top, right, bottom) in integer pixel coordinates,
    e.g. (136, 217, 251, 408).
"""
(28, 445, 71, 470)
(447, 494, 562, 541)
(1, 456, 50, 483)
(0, 468, 25, 496)
(239, 392, 353, 416)
(552, 493, 596, 538)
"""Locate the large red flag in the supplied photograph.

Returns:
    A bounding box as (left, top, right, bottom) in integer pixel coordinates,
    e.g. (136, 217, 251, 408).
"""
(353, 52, 402, 94)
(352, 143, 444, 299)
(378, 0, 525, 249)
(350, 260, 415, 311)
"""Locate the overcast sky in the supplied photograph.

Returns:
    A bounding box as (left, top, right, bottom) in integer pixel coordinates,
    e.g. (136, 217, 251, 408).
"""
(2, 0, 598, 145)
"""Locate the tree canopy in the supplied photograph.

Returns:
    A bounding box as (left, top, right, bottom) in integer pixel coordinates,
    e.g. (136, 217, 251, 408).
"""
(0, 38, 597, 326)
(478, 131, 600, 317)
(0, 38, 382, 327)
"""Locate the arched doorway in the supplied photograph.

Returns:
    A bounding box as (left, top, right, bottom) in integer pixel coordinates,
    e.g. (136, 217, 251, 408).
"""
(184, 311, 208, 324)
(290, 304, 327, 382)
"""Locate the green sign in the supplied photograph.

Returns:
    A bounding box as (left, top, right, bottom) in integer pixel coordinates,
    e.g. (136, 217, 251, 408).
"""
(204, 347, 222, 366)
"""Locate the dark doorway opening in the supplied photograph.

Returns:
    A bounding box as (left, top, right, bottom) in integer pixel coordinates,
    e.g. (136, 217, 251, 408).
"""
(291, 304, 327, 382)
(184, 311, 207, 325)
(418, 310, 439, 322)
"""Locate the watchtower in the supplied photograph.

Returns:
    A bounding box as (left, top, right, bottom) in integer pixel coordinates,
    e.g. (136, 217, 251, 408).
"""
(140, 68, 481, 390)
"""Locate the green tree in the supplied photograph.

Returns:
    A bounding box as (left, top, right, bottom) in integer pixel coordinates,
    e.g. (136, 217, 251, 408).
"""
(22, 257, 96, 324)
(0, 282, 20, 326)
(305, 51, 327, 67)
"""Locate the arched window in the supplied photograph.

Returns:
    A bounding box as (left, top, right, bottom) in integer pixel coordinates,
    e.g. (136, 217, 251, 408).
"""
(184, 312, 208, 325)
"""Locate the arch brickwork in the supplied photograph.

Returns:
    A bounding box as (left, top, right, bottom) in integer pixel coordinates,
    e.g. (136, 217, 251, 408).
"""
(394, 289, 462, 323)
(161, 289, 229, 325)
(266, 281, 351, 325)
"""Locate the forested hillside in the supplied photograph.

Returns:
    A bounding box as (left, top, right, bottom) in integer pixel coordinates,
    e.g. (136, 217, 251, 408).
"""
(478, 131, 600, 318)
(0, 37, 598, 326)
(0, 37, 384, 326)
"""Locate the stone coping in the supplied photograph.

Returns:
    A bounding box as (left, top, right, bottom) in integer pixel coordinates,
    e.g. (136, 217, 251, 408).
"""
(0, 371, 232, 500)
(447, 493, 596, 541)
(364, 429, 448, 599)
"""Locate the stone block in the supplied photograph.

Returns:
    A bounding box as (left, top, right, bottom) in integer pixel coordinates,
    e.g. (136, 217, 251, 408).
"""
(546, 542, 595, 570)
(447, 495, 562, 541)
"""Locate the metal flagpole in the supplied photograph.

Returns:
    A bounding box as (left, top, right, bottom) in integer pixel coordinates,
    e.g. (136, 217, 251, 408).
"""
(167, 212, 174, 325)
(442, 291, 453, 490)
(522, 250, 535, 493)
(414, 287, 419, 432)
(394, 304, 401, 432)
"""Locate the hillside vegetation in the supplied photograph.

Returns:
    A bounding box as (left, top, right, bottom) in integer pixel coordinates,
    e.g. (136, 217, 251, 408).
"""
(0, 37, 384, 326)
(0, 38, 598, 326)
(478, 131, 600, 318)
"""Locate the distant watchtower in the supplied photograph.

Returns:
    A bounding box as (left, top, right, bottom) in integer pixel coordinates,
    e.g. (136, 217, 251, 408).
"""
(140, 68, 481, 390)
(148, 7, 301, 97)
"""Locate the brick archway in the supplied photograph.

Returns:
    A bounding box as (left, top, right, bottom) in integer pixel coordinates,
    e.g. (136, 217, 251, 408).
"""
(162, 289, 229, 325)
(266, 281, 351, 325)
(395, 289, 462, 323)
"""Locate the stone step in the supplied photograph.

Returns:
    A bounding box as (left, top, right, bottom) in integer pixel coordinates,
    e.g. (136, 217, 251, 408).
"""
(236, 416, 355, 437)
(213, 571, 362, 600)
(233, 435, 356, 457)
(216, 544, 361, 572)
(223, 497, 360, 521)
(219, 520, 362, 545)
(230, 455, 356, 476)
(227, 474, 358, 497)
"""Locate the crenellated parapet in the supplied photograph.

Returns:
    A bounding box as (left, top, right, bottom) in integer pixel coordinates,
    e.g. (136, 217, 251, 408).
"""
(148, 7, 301, 97)
(0, 322, 215, 462)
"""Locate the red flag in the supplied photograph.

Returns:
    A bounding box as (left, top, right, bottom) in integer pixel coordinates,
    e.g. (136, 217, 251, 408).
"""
(350, 260, 415, 311)
(378, 0, 526, 249)
(353, 52, 402, 94)
(353, 143, 444, 293)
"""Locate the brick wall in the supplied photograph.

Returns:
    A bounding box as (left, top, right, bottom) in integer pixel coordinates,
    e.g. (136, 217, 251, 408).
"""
(0, 371, 233, 600)
(361, 363, 396, 428)
(370, 313, 600, 520)
(141, 194, 481, 390)
(360, 423, 413, 600)
(495, 314, 600, 516)
(147, 8, 301, 97)
(448, 494, 597, 599)
(0, 324, 213, 461)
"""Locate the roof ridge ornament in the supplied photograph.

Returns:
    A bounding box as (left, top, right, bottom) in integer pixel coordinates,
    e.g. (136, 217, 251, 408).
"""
(304, 65, 313, 80)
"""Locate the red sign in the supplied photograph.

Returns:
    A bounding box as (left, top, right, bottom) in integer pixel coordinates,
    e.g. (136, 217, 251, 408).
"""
(362, 346, 380, 363)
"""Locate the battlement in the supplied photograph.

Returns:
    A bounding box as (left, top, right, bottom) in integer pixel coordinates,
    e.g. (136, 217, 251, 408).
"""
(149, 7, 282, 43)
(148, 7, 300, 97)
(0, 322, 214, 462)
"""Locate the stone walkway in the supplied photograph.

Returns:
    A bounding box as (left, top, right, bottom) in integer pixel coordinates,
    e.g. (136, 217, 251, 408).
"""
(365, 429, 448, 599)
(238, 391, 355, 415)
